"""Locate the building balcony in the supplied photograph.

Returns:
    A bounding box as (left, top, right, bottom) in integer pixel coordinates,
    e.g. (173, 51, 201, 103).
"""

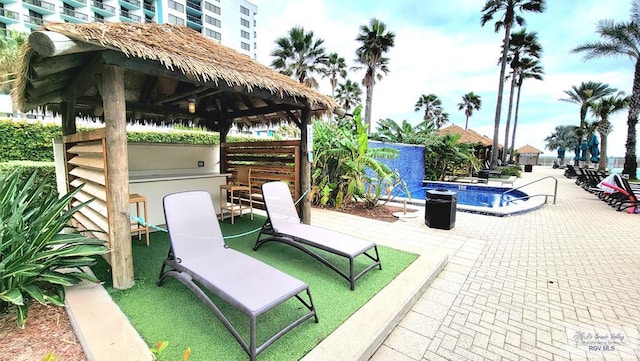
(62, 0, 87, 8)
(24, 15, 45, 28)
(186, 13, 202, 29)
(119, 0, 141, 11)
(22, 0, 56, 15)
(143, 1, 155, 15)
(61, 7, 89, 22)
(120, 10, 141, 23)
(0, 9, 20, 23)
(91, 0, 116, 16)
(186, 0, 202, 16)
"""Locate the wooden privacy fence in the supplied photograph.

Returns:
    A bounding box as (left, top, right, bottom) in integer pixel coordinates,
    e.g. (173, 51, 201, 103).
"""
(221, 140, 300, 209)
(63, 128, 112, 262)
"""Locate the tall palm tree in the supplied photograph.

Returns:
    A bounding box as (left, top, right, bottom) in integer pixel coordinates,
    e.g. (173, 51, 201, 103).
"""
(481, 0, 545, 169)
(335, 79, 362, 112)
(322, 52, 347, 97)
(0, 30, 28, 94)
(432, 109, 450, 129)
(457, 92, 482, 130)
(270, 26, 327, 88)
(414, 94, 442, 121)
(502, 29, 542, 162)
(572, 1, 640, 179)
(559, 81, 617, 140)
(354, 18, 395, 132)
(509, 57, 544, 160)
(590, 94, 630, 171)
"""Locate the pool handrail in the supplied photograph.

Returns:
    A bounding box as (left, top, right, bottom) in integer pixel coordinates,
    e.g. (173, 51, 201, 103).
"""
(501, 176, 558, 205)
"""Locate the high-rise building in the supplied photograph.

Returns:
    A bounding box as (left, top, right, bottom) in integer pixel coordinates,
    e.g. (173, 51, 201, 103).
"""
(0, 0, 258, 58)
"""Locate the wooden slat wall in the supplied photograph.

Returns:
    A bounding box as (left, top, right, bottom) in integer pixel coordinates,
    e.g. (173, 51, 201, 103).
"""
(63, 128, 112, 260)
(221, 140, 300, 209)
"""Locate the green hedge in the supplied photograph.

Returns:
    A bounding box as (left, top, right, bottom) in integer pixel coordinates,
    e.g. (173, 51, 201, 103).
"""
(0, 162, 57, 201)
(0, 119, 268, 162)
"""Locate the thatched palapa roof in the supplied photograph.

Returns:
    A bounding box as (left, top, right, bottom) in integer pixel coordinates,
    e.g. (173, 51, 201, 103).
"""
(517, 144, 543, 154)
(13, 22, 338, 129)
(436, 124, 500, 147)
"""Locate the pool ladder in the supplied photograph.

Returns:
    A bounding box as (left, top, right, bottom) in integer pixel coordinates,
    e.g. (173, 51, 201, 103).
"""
(501, 176, 558, 205)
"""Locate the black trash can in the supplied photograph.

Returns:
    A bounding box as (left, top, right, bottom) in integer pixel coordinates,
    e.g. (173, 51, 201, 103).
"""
(478, 170, 490, 183)
(524, 164, 533, 172)
(425, 189, 457, 230)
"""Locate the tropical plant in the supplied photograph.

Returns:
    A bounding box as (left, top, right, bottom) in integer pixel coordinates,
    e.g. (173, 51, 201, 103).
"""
(590, 94, 630, 171)
(481, 0, 546, 169)
(572, 1, 640, 179)
(335, 79, 362, 111)
(502, 29, 542, 163)
(423, 134, 480, 180)
(354, 18, 395, 131)
(457, 92, 482, 130)
(414, 93, 449, 129)
(271, 26, 328, 88)
(0, 30, 28, 94)
(370, 118, 435, 144)
(322, 52, 347, 97)
(0, 169, 109, 327)
(150, 341, 192, 361)
(508, 56, 544, 160)
(311, 106, 400, 208)
(559, 81, 617, 140)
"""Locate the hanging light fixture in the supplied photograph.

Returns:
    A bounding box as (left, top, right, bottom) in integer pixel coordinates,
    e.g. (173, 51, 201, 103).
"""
(187, 98, 196, 113)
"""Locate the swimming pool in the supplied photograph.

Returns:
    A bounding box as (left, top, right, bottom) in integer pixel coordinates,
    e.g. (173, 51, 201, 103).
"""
(396, 181, 544, 216)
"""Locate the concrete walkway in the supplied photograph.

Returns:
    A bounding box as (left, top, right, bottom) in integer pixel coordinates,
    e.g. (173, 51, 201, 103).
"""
(310, 166, 640, 361)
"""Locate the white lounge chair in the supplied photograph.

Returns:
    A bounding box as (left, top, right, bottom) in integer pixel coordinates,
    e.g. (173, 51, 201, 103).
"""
(254, 181, 382, 290)
(158, 191, 318, 361)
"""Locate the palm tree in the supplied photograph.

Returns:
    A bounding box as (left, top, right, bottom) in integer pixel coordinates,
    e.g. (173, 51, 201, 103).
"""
(335, 79, 362, 112)
(544, 125, 579, 153)
(590, 94, 630, 171)
(370, 118, 435, 144)
(0, 30, 28, 94)
(322, 52, 347, 97)
(481, 0, 545, 169)
(457, 92, 482, 130)
(502, 29, 542, 163)
(559, 81, 617, 140)
(354, 18, 395, 132)
(509, 57, 544, 161)
(572, 1, 640, 179)
(415, 93, 449, 128)
(270, 26, 327, 88)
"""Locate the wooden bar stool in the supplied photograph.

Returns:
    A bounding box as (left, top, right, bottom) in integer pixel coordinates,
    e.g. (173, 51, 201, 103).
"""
(129, 193, 150, 246)
(219, 167, 254, 224)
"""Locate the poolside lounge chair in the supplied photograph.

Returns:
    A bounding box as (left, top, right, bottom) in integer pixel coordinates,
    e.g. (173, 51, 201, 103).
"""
(254, 181, 382, 290)
(158, 191, 318, 361)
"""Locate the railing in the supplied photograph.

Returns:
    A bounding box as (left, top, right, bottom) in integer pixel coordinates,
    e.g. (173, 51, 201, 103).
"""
(62, 8, 89, 21)
(92, 0, 116, 14)
(143, 2, 155, 11)
(23, 0, 55, 11)
(120, 10, 141, 22)
(0, 9, 19, 20)
(186, 14, 202, 25)
(24, 15, 45, 26)
(502, 176, 558, 205)
(186, 1, 201, 11)
(121, 0, 141, 7)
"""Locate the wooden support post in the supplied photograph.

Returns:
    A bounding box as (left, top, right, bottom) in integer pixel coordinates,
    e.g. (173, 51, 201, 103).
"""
(99, 65, 134, 290)
(219, 119, 231, 173)
(60, 100, 76, 136)
(299, 108, 311, 224)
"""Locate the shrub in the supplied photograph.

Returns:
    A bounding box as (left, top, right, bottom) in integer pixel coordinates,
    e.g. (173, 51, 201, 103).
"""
(499, 165, 522, 177)
(0, 168, 109, 327)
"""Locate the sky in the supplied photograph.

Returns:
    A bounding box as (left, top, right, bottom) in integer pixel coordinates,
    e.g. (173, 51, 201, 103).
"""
(249, 0, 634, 158)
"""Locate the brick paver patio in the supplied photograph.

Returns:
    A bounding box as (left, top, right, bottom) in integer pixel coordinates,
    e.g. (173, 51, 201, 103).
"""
(312, 166, 640, 361)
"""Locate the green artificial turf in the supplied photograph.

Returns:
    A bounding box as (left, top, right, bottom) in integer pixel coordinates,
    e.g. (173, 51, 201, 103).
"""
(92, 215, 417, 361)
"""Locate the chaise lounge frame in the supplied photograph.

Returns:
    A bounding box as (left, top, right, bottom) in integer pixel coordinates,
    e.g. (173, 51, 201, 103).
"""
(158, 191, 318, 361)
(254, 181, 382, 290)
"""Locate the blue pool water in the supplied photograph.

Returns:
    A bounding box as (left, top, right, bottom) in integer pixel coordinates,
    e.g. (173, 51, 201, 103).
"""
(398, 182, 529, 208)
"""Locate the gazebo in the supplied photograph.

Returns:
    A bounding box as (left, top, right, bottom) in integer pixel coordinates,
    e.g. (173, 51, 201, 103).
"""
(12, 22, 338, 289)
